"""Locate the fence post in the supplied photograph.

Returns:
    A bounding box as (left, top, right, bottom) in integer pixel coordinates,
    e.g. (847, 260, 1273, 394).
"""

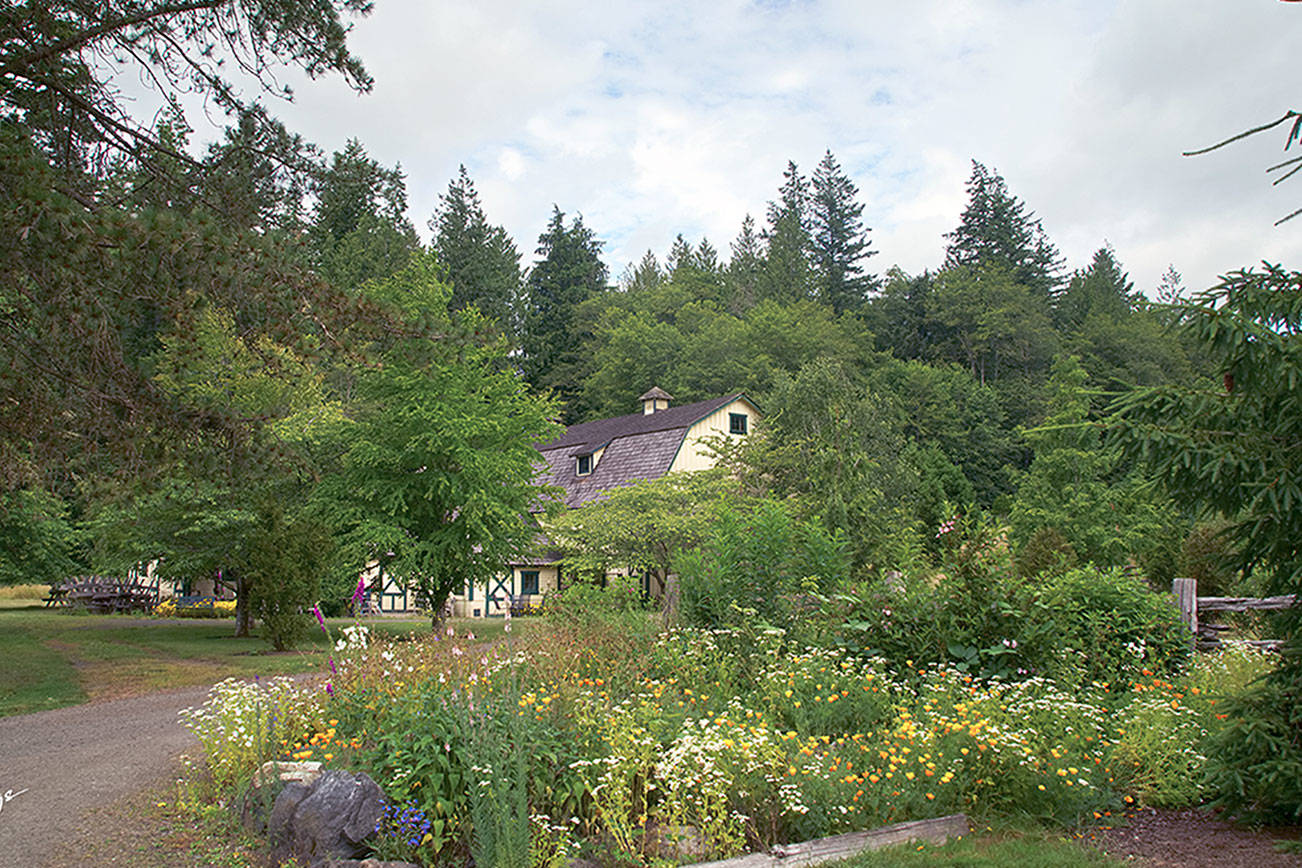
(1172, 577, 1198, 645)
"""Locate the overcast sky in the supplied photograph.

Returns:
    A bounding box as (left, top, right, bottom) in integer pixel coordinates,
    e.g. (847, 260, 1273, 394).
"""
(168, 0, 1300, 295)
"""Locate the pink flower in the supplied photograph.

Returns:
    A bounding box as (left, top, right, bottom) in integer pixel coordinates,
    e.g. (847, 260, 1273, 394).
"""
(352, 576, 366, 607)
(313, 605, 326, 629)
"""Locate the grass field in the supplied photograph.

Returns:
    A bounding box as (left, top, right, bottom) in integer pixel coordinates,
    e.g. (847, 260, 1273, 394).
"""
(0, 605, 526, 717)
(836, 832, 1123, 867)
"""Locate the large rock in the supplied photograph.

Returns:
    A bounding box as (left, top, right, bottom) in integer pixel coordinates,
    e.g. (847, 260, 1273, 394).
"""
(266, 769, 387, 867)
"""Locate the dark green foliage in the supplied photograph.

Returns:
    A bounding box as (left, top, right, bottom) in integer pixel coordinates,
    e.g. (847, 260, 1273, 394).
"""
(0, 0, 371, 196)
(244, 508, 331, 650)
(1033, 566, 1190, 688)
(430, 165, 522, 329)
(1179, 523, 1239, 596)
(521, 207, 609, 421)
(1010, 355, 1176, 569)
(839, 514, 1187, 687)
(725, 214, 764, 313)
(1201, 669, 1302, 824)
(944, 161, 1063, 296)
(0, 489, 81, 586)
(1054, 247, 1135, 331)
(732, 358, 925, 573)
(1016, 526, 1078, 579)
(759, 161, 813, 304)
(868, 358, 1019, 507)
(867, 268, 936, 362)
(926, 263, 1059, 388)
(809, 150, 876, 313)
(309, 140, 420, 291)
(677, 498, 848, 630)
(1110, 264, 1302, 821)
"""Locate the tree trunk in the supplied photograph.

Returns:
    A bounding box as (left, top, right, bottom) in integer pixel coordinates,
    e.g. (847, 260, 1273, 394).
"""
(234, 571, 252, 638)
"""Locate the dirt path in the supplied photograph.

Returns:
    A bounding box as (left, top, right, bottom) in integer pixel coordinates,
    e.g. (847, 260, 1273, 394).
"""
(0, 685, 214, 867)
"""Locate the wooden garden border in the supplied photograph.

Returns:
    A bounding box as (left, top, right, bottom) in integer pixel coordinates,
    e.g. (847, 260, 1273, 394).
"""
(688, 813, 970, 868)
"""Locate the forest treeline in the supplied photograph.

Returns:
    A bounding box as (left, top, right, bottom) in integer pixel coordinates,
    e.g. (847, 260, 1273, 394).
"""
(2, 96, 1223, 596)
(0, 0, 1231, 607)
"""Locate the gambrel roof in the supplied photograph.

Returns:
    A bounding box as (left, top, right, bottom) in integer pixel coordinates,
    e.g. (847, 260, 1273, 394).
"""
(535, 393, 746, 508)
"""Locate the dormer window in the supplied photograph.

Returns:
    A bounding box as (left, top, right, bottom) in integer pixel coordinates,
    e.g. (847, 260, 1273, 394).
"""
(576, 454, 593, 476)
(729, 412, 748, 435)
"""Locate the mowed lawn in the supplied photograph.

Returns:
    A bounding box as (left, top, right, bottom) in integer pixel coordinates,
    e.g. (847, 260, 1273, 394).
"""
(0, 602, 517, 717)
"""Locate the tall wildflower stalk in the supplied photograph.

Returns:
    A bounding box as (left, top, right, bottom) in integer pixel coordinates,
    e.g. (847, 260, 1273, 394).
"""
(461, 671, 531, 868)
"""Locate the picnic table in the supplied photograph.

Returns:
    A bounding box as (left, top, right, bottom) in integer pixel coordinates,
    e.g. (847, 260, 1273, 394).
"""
(44, 576, 159, 614)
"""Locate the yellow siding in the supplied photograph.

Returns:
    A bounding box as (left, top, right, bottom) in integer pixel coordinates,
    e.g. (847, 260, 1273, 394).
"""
(449, 564, 559, 618)
(668, 397, 760, 473)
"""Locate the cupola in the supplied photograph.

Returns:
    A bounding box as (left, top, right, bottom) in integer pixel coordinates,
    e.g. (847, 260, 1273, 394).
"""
(638, 386, 673, 415)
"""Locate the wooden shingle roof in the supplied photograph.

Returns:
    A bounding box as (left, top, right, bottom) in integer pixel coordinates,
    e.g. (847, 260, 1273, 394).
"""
(535, 393, 742, 508)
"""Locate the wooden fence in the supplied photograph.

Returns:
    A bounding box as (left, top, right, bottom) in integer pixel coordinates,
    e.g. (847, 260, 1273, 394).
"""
(1171, 577, 1294, 651)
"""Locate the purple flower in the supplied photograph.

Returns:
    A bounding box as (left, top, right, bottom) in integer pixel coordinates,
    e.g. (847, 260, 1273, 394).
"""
(313, 605, 326, 629)
(325, 682, 334, 696)
(352, 576, 366, 608)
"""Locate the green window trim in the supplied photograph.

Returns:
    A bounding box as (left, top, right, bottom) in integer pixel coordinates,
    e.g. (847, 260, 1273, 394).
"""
(521, 570, 540, 595)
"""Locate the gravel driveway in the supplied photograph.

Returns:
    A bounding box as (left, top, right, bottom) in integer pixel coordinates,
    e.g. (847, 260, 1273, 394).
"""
(0, 685, 214, 867)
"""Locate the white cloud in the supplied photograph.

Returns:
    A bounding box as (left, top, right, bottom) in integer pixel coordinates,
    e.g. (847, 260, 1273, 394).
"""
(148, 0, 1300, 293)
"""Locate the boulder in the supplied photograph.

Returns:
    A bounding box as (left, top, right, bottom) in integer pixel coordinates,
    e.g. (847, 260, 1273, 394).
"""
(267, 769, 387, 867)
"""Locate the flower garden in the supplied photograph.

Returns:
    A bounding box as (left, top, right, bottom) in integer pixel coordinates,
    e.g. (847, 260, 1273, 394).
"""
(179, 589, 1276, 867)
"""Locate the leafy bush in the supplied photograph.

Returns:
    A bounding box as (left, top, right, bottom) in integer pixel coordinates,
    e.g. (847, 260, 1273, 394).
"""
(677, 498, 847, 630)
(1016, 526, 1077, 579)
(1032, 566, 1189, 689)
(244, 510, 332, 650)
(840, 512, 1035, 679)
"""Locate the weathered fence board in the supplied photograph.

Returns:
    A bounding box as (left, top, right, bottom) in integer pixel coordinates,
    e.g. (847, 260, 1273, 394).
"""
(689, 814, 970, 868)
(1171, 579, 1294, 651)
(1197, 595, 1296, 613)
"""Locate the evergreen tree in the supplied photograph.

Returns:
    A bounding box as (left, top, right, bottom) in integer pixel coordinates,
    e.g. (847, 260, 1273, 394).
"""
(759, 161, 813, 304)
(667, 234, 724, 303)
(620, 249, 664, 294)
(725, 214, 764, 313)
(308, 140, 420, 291)
(944, 161, 1063, 296)
(1054, 246, 1134, 330)
(810, 150, 876, 313)
(429, 165, 523, 329)
(198, 112, 317, 237)
(521, 207, 609, 420)
(868, 268, 936, 362)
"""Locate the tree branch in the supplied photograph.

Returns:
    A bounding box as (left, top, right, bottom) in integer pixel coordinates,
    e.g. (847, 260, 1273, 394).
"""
(0, 0, 227, 79)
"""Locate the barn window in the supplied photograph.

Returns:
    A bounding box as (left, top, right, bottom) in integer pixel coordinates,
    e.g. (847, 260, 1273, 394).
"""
(521, 570, 540, 595)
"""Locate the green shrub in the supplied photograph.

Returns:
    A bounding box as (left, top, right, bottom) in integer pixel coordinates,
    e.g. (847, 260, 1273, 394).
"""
(1202, 630, 1302, 824)
(244, 510, 332, 651)
(1016, 527, 1077, 579)
(1032, 566, 1189, 689)
(677, 499, 847, 631)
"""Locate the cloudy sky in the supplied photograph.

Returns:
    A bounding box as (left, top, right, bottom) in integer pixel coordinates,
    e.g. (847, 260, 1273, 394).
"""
(177, 0, 1299, 294)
